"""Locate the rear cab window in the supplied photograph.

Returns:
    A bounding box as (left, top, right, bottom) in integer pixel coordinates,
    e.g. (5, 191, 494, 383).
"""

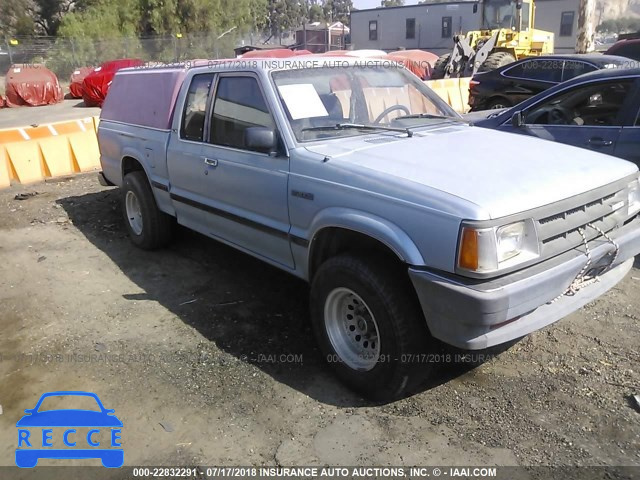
(180, 74, 214, 142)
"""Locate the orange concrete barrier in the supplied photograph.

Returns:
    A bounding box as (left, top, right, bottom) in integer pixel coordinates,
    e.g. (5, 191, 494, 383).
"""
(0, 116, 101, 188)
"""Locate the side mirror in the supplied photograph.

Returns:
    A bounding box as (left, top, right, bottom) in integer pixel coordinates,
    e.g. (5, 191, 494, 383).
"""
(245, 127, 277, 154)
(516, 0, 523, 9)
(511, 111, 525, 127)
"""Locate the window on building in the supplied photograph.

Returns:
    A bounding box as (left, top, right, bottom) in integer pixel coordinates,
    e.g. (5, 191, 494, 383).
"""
(560, 11, 574, 37)
(406, 18, 416, 39)
(442, 16, 452, 39)
(369, 21, 378, 41)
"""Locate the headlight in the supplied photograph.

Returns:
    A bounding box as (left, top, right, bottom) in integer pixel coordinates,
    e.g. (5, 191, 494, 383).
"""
(496, 222, 525, 262)
(628, 179, 640, 217)
(458, 219, 539, 274)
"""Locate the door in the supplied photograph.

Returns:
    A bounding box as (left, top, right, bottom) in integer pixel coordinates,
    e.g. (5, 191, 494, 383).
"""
(199, 73, 294, 268)
(166, 73, 215, 233)
(613, 84, 640, 167)
(511, 78, 636, 157)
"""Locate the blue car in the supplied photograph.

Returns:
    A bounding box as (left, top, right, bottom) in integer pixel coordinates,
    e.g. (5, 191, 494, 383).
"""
(472, 67, 640, 168)
(16, 391, 123, 468)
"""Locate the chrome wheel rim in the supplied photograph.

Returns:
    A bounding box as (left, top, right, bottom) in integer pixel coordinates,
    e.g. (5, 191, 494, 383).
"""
(125, 191, 143, 235)
(490, 103, 506, 109)
(324, 287, 380, 371)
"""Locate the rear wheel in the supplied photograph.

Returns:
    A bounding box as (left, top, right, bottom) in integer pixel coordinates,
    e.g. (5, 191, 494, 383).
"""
(486, 97, 512, 110)
(310, 254, 433, 401)
(479, 52, 516, 72)
(122, 171, 174, 249)
(431, 54, 452, 79)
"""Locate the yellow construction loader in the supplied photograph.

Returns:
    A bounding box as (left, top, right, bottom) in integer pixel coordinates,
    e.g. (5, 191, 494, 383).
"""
(432, 0, 554, 79)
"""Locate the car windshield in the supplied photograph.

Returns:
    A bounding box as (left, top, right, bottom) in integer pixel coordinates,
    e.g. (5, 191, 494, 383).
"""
(271, 64, 457, 142)
(482, 0, 517, 30)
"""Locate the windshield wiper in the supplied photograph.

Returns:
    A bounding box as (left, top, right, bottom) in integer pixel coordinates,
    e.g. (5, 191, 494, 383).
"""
(300, 123, 413, 137)
(397, 113, 465, 122)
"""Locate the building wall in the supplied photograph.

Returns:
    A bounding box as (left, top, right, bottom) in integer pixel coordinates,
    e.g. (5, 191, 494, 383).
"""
(350, 2, 482, 56)
(350, 0, 580, 55)
(534, 0, 580, 52)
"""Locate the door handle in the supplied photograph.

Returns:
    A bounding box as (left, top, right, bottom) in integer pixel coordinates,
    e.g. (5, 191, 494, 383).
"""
(203, 158, 218, 167)
(588, 138, 613, 147)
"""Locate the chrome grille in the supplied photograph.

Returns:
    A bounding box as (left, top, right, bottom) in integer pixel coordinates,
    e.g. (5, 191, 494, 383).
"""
(537, 190, 626, 258)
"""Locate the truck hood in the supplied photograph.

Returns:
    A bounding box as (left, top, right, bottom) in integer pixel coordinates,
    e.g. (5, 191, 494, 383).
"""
(305, 124, 638, 219)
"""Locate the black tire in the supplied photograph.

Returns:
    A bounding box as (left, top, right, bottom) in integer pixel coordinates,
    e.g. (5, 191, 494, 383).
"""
(486, 97, 512, 110)
(478, 52, 516, 72)
(310, 253, 433, 401)
(431, 53, 452, 80)
(121, 171, 174, 250)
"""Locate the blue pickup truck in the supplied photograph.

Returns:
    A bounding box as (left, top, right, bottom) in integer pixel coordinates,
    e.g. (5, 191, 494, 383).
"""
(97, 58, 640, 400)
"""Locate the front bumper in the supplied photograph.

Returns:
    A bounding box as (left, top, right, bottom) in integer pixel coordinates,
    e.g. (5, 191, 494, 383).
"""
(409, 217, 640, 350)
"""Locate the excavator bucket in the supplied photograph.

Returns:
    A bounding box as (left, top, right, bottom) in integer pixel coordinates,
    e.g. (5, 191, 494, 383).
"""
(443, 32, 499, 78)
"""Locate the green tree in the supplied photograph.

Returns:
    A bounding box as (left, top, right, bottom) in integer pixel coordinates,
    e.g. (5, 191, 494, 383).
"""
(381, 0, 404, 6)
(323, 0, 352, 23)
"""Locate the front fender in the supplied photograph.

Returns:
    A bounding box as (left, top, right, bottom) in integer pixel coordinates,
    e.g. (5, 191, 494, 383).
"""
(305, 207, 425, 266)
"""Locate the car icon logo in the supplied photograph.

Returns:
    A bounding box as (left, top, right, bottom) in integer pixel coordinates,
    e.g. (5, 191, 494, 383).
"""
(16, 391, 123, 468)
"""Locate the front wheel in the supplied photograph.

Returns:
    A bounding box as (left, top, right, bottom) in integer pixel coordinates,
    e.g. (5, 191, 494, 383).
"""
(431, 53, 452, 79)
(310, 254, 432, 401)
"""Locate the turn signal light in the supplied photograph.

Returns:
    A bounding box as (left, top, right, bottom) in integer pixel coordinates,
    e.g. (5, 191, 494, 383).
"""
(459, 228, 479, 270)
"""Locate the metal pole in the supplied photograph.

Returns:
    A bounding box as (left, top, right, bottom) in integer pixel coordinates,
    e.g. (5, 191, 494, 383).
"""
(6, 38, 13, 64)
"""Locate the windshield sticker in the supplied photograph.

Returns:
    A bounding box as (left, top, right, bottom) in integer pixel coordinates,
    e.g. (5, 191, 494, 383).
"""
(278, 84, 328, 120)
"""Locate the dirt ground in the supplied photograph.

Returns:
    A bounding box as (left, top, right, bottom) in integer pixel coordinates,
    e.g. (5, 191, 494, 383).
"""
(0, 174, 639, 476)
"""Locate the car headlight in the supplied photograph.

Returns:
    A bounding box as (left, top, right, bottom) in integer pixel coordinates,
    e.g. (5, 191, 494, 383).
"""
(628, 179, 640, 217)
(458, 219, 539, 274)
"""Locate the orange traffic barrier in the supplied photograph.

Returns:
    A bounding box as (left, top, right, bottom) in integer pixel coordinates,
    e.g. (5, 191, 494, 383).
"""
(0, 116, 101, 188)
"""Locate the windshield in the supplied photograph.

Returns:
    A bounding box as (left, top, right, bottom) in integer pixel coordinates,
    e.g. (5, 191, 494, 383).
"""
(36, 395, 102, 412)
(271, 64, 456, 142)
(482, 0, 517, 30)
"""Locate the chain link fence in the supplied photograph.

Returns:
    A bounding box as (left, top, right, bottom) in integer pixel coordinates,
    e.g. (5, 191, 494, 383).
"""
(1, 30, 277, 80)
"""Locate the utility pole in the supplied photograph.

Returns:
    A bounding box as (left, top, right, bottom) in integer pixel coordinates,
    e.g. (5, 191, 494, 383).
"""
(576, 0, 596, 53)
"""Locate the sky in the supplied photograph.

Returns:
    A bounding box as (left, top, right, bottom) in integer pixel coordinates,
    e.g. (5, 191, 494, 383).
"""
(353, 0, 422, 10)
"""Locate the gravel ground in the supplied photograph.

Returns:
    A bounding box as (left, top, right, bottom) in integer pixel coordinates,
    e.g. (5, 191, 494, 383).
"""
(0, 174, 639, 477)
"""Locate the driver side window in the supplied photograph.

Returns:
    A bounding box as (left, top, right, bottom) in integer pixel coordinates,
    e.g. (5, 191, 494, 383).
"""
(524, 80, 634, 127)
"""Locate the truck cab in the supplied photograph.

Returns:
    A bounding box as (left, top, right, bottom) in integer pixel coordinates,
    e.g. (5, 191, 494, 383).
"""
(97, 58, 640, 400)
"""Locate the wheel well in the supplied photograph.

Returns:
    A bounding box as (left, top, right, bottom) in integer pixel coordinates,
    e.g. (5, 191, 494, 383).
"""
(122, 156, 145, 178)
(488, 95, 511, 106)
(308, 227, 405, 280)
